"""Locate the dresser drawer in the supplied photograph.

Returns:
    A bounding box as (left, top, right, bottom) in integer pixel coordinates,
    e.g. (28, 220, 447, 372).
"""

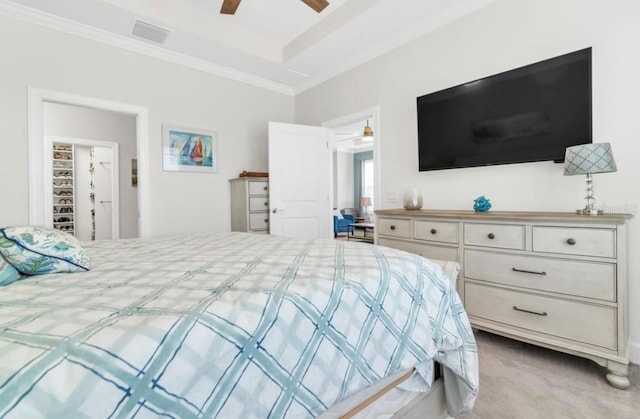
(379, 238, 458, 262)
(415, 220, 458, 244)
(464, 249, 616, 301)
(249, 197, 270, 211)
(464, 223, 525, 250)
(248, 181, 269, 196)
(249, 213, 269, 230)
(532, 226, 615, 258)
(377, 218, 412, 239)
(466, 283, 616, 350)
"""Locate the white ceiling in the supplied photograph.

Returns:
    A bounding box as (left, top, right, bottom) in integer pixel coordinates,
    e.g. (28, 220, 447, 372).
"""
(2, 0, 495, 95)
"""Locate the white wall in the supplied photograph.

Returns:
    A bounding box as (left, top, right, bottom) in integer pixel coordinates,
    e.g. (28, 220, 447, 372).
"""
(333, 150, 355, 210)
(0, 13, 294, 235)
(295, 0, 640, 362)
(44, 103, 137, 238)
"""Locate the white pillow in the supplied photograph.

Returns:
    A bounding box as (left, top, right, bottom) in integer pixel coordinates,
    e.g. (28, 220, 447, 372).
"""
(333, 209, 344, 219)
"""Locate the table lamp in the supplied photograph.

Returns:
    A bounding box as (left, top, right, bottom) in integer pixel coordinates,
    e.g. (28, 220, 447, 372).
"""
(563, 143, 617, 215)
(360, 197, 372, 218)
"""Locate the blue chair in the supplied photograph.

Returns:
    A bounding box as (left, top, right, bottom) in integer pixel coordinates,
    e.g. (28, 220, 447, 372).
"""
(334, 213, 355, 238)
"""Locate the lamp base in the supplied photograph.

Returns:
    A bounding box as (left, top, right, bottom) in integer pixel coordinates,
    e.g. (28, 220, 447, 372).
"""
(576, 208, 603, 216)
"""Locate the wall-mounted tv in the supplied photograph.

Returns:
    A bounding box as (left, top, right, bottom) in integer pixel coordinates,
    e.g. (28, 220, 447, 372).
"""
(417, 48, 592, 171)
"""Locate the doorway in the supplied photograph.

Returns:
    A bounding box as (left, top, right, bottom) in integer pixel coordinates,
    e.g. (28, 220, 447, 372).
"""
(265, 109, 379, 240)
(42, 100, 136, 239)
(322, 108, 380, 224)
(27, 88, 151, 238)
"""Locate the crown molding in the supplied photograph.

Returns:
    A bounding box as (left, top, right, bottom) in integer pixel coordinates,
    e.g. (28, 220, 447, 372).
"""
(0, 0, 294, 96)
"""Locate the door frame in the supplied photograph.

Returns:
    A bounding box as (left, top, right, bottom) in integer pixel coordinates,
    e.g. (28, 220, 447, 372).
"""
(45, 136, 120, 240)
(27, 87, 151, 237)
(321, 106, 381, 211)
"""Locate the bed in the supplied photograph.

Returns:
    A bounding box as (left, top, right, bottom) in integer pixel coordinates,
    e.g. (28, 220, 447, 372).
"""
(0, 231, 478, 418)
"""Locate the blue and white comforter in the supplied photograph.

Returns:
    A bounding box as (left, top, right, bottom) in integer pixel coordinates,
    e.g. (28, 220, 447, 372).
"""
(0, 232, 478, 417)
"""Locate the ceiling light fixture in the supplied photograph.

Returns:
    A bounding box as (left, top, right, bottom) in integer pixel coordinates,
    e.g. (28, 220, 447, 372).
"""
(362, 120, 374, 142)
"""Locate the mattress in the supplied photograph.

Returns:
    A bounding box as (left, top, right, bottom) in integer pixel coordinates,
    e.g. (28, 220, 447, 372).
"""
(0, 232, 477, 417)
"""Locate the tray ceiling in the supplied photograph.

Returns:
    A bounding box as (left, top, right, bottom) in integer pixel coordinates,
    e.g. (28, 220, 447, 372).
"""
(2, 0, 495, 94)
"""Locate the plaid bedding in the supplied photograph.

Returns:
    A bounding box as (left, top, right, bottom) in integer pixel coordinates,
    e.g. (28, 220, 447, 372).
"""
(0, 232, 478, 417)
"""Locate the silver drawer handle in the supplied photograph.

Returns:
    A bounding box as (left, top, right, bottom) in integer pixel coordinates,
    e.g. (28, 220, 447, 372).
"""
(512, 267, 547, 276)
(566, 238, 576, 245)
(264, 201, 269, 206)
(488, 233, 495, 239)
(513, 306, 548, 316)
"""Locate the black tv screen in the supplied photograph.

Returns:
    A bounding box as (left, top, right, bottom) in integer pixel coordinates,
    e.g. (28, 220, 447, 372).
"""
(417, 48, 592, 171)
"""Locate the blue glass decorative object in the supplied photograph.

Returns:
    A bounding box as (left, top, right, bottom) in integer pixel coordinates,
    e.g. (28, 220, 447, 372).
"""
(473, 196, 492, 212)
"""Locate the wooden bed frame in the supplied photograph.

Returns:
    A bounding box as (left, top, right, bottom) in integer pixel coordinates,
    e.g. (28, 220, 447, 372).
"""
(390, 377, 447, 419)
(321, 367, 447, 419)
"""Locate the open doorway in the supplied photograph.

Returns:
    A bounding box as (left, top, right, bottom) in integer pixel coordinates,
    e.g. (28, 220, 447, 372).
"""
(42, 102, 136, 239)
(322, 108, 380, 240)
(27, 88, 150, 238)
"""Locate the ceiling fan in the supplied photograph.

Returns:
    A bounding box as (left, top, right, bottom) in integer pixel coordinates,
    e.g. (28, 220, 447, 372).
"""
(221, 0, 329, 15)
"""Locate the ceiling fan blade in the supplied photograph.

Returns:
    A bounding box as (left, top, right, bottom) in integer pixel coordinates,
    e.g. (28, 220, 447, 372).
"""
(301, 0, 330, 13)
(220, 0, 241, 15)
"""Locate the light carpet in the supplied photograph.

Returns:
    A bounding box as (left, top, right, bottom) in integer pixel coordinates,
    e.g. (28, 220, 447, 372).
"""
(460, 331, 640, 418)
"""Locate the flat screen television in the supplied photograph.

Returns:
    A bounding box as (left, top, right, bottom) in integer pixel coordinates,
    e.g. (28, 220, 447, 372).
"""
(417, 48, 592, 171)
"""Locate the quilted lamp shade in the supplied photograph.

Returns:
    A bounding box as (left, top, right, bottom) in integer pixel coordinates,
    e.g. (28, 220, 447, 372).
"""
(564, 143, 617, 175)
(563, 143, 617, 215)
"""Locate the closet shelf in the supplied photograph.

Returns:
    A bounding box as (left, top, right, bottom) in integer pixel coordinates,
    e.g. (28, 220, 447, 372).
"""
(52, 142, 76, 237)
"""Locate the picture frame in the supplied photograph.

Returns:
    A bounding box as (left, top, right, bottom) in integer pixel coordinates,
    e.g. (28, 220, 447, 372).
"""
(162, 124, 218, 173)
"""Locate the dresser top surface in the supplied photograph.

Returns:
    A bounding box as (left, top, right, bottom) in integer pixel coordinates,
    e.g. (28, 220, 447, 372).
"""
(229, 177, 268, 182)
(375, 209, 632, 223)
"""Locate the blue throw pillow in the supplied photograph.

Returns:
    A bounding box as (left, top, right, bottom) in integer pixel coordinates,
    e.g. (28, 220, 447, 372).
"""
(0, 226, 91, 275)
(0, 253, 21, 285)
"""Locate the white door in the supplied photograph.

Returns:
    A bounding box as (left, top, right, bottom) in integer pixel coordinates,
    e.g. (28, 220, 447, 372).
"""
(268, 122, 332, 239)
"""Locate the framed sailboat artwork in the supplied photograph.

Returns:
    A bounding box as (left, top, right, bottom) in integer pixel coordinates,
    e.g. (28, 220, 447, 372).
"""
(162, 124, 218, 173)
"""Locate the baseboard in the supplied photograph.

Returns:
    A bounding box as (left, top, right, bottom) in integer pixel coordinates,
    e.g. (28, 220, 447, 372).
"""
(630, 341, 640, 365)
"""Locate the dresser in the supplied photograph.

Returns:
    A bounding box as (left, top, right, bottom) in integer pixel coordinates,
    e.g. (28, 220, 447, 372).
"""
(229, 177, 270, 233)
(375, 209, 632, 389)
